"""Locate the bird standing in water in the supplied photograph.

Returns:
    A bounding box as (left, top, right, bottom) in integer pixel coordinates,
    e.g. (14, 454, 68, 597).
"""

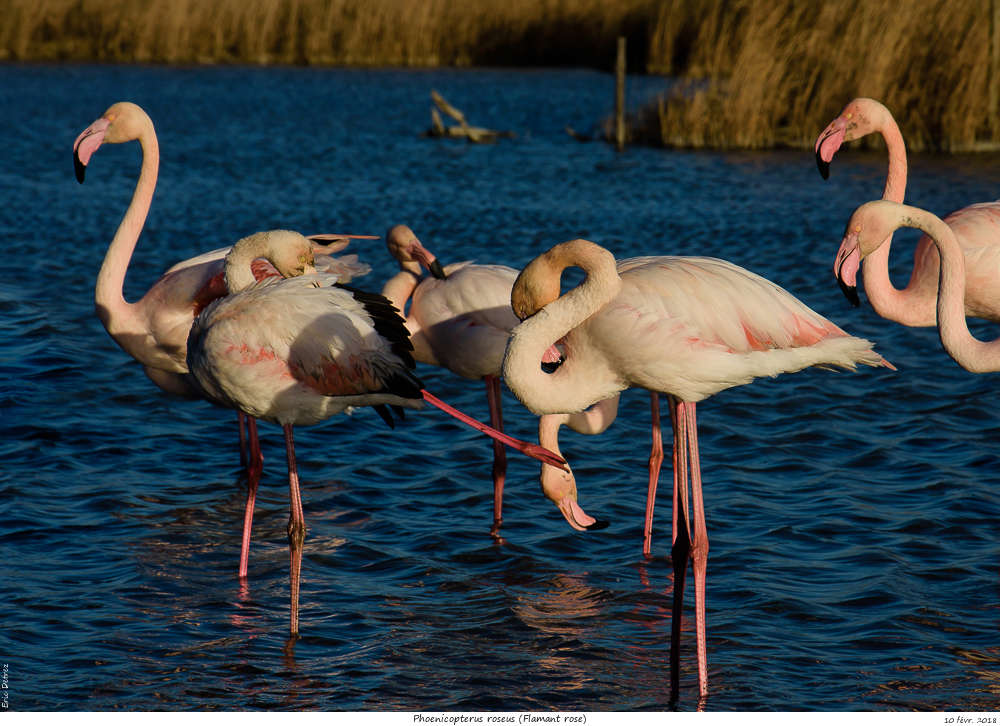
(188, 229, 565, 636)
(503, 238, 893, 698)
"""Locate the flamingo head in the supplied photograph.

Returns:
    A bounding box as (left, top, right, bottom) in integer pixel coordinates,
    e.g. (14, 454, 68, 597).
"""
(835, 199, 903, 306)
(814, 97, 883, 180)
(385, 224, 446, 280)
(511, 252, 562, 321)
(73, 101, 151, 183)
(266, 230, 317, 279)
(224, 229, 317, 292)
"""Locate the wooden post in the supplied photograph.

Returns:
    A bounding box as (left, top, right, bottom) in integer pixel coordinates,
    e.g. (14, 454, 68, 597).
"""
(615, 36, 626, 152)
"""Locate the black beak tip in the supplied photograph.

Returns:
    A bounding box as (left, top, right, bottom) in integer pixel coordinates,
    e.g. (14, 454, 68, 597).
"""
(585, 519, 610, 532)
(815, 150, 830, 180)
(540, 357, 564, 374)
(429, 259, 447, 280)
(838, 277, 860, 307)
(74, 154, 87, 184)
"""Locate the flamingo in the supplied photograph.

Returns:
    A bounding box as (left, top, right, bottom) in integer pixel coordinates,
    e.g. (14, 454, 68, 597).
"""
(186, 229, 566, 636)
(837, 200, 1000, 372)
(501, 238, 894, 698)
(814, 97, 1000, 324)
(381, 224, 611, 535)
(73, 101, 374, 578)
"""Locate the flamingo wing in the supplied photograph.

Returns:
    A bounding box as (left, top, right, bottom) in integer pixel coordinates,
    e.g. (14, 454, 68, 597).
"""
(588, 256, 881, 401)
(189, 276, 422, 421)
(412, 262, 521, 378)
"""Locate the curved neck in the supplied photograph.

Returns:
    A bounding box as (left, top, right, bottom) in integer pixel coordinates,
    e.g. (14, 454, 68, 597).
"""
(538, 412, 573, 502)
(224, 234, 270, 292)
(862, 112, 928, 324)
(503, 241, 623, 414)
(223, 231, 316, 292)
(381, 268, 420, 313)
(94, 126, 158, 330)
(903, 206, 1000, 372)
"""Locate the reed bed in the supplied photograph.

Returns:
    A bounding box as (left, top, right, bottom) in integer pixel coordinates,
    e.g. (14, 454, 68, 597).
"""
(3, 0, 654, 67)
(633, 0, 999, 151)
(5, 0, 995, 150)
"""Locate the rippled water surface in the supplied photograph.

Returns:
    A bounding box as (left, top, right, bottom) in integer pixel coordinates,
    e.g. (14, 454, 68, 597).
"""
(2, 64, 1000, 712)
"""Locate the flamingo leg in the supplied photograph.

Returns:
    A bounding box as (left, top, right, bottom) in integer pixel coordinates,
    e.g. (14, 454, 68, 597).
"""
(643, 392, 663, 557)
(485, 374, 507, 536)
(669, 395, 691, 699)
(669, 398, 679, 547)
(238, 416, 262, 578)
(238, 411, 248, 469)
(685, 402, 710, 698)
(284, 424, 306, 637)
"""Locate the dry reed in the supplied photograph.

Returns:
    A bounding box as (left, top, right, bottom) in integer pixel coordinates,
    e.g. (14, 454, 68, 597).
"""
(4, 0, 995, 150)
(3, 0, 654, 67)
(635, 0, 998, 151)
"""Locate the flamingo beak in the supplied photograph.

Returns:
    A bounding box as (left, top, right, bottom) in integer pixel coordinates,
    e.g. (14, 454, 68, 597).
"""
(556, 496, 609, 532)
(814, 121, 847, 181)
(307, 234, 380, 255)
(837, 273, 860, 307)
(815, 147, 831, 180)
(73, 151, 87, 184)
(428, 259, 447, 280)
(73, 117, 111, 184)
(409, 239, 447, 280)
(834, 235, 862, 307)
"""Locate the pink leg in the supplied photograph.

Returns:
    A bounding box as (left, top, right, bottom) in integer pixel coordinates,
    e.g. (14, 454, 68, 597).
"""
(643, 392, 663, 557)
(485, 375, 507, 536)
(238, 416, 262, 579)
(284, 424, 306, 637)
(238, 411, 248, 469)
(669, 396, 691, 699)
(685, 403, 710, 698)
(669, 398, 680, 547)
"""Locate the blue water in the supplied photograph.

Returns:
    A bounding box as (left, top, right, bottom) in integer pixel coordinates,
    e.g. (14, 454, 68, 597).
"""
(2, 63, 999, 712)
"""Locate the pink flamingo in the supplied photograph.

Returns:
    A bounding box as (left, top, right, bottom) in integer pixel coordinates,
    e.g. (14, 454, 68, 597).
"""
(187, 229, 567, 636)
(814, 97, 1000, 323)
(73, 101, 373, 577)
(501, 238, 894, 698)
(837, 200, 1000, 372)
(381, 224, 610, 534)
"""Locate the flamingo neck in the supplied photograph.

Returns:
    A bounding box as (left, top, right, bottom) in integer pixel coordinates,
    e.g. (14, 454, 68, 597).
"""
(538, 412, 572, 502)
(223, 230, 317, 292)
(861, 111, 929, 325)
(224, 235, 270, 292)
(903, 206, 1000, 372)
(503, 241, 623, 414)
(94, 124, 158, 339)
(381, 268, 420, 313)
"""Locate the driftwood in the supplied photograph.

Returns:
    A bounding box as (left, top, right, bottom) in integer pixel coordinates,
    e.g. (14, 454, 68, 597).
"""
(424, 89, 515, 144)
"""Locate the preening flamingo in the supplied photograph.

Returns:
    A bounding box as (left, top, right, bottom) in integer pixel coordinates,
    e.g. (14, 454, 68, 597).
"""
(814, 97, 1000, 324)
(381, 224, 609, 534)
(73, 101, 373, 577)
(187, 229, 566, 636)
(837, 200, 1000, 372)
(501, 238, 894, 698)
